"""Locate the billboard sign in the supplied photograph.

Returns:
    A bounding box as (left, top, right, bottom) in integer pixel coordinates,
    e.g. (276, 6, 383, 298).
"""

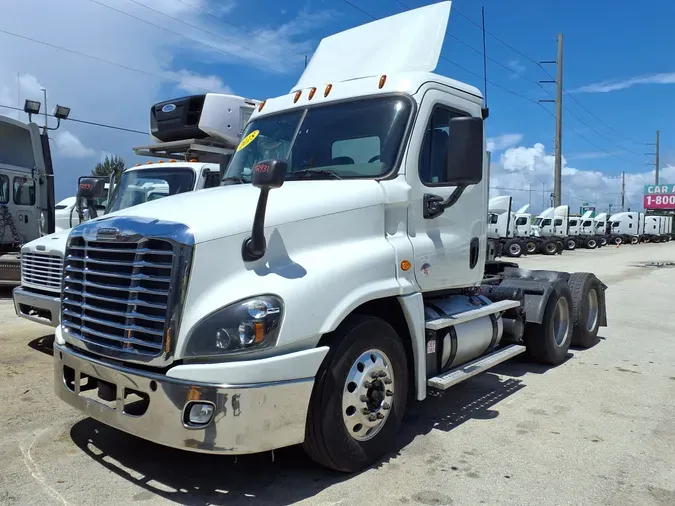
(643, 185, 675, 210)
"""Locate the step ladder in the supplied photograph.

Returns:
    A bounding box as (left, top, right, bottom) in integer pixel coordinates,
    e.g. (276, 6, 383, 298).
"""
(427, 344, 526, 390)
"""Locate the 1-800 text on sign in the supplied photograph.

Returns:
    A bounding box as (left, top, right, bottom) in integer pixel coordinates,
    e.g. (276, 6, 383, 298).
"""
(643, 194, 675, 209)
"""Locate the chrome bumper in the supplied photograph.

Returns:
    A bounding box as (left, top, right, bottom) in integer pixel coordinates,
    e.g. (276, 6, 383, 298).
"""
(13, 286, 61, 327)
(54, 343, 314, 454)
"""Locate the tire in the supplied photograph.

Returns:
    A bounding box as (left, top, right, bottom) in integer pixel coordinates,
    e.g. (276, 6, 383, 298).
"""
(630, 236, 639, 245)
(612, 236, 622, 245)
(525, 240, 538, 254)
(599, 236, 607, 247)
(539, 239, 557, 255)
(504, 239, 523, 258)
(584, 237, 597, 249)
(568, 273, 602, 348)
(566, 238, 576, 251)
(524, 281, 573, 365)
(303, 315, 408, 472)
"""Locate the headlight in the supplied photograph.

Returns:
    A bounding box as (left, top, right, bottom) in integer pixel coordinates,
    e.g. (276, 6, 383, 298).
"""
(185, 295, 283, 358)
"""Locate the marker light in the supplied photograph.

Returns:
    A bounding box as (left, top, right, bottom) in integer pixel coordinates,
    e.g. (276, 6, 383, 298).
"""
(146, 161, 153, 165)
(379, 75, 387, 89)
(258, 100, 266, 112)
(400, 260, 411, 271)
(308, 87, 317, 100)
(324, 84, 332, 97)
(189, 158, 197, 162)
(170, 159, 177, 162)
(294, 90, 302, 103)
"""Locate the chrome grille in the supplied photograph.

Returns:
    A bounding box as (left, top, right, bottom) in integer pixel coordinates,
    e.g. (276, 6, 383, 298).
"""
(61, 235, 175, 358)
(21, 252, 64, 289)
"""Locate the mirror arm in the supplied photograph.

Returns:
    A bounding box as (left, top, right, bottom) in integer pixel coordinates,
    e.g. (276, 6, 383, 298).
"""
(423, 186, 467, 219)
(242, 188, 270, 262)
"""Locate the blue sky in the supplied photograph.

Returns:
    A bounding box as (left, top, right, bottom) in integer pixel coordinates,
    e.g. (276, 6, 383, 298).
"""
(1, 0, 673, 212)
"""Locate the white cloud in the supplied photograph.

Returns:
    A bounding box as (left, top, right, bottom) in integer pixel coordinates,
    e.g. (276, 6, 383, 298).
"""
(172, 70, 233, 95)
(0, 0, 334, 199)
(487, 133, 524, 152)
(54, 131, 96, 158)
(507, 59, 526, 80)
(574, 72, 675, 93)
(489, 142, 675, 214)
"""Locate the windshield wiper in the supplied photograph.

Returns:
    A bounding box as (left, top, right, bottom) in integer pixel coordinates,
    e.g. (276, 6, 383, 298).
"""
(221, 176, 246, 185)
(287, 169, 342, 180)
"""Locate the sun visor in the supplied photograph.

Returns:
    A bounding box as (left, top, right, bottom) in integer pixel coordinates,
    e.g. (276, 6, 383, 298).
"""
(294, 1, 452, 91)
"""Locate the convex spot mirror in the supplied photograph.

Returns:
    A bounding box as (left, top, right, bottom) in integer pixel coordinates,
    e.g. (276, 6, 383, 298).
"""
(446, 116, 484, 186)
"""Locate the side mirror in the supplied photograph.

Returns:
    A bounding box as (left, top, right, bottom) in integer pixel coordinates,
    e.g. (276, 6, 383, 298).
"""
(446, 116, 484, 185)
(251, 159, 287, 189)
(219, 153, 232, 181)
(242, 160, 287, 262)
(77, 177, 107, 199)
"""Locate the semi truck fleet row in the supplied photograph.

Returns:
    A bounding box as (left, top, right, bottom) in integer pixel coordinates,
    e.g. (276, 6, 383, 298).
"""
(1, 0, 667, 473)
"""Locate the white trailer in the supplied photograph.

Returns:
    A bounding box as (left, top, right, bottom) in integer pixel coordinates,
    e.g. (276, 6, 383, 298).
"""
(13, 93, 257, 328)
(50, 2, 608, 473)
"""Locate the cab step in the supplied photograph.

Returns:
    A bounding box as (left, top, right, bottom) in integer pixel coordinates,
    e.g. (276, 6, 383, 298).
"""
(425, 299, 521, 331)
(427, 344, 526, 390)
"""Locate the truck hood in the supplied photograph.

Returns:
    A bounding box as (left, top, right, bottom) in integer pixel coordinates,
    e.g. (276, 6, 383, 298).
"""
(94, 180, 386, 243)
(21, 227, 72, 255)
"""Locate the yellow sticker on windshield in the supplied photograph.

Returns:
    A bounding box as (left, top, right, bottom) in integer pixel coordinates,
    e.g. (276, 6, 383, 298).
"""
(237, 129, 259, 152)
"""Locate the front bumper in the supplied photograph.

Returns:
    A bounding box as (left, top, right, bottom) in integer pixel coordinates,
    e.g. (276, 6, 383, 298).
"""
(13, 286, 61, 327)
(54, 343, 315, 454)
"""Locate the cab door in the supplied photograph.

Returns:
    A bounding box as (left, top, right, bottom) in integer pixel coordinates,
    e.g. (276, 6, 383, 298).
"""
(406, 88, 486, 292)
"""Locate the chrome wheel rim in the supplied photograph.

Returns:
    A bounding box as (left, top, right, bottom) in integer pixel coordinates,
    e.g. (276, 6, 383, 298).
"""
(586, 289, 598, 331)
(527, 242, 537, 253)
(342, 349, 394, 442)
(567, 240, 575, 249)
(547, 243, 557, 253)
(552, 297, 570, 346)
(509, 244, 521, 255)
(588, 240, 596, 248)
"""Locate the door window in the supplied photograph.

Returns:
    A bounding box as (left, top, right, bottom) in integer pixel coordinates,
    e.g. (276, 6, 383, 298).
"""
(13, 176, 35, 206)
(203, 171, 221, 188)
(419, 106, 469, 185)
(0, 175, 9, 203)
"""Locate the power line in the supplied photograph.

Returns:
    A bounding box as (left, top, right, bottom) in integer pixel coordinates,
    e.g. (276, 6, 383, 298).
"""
(173, 0, 306, 56)
(124, 0, 302, 70)
(0, 28, 212, 92)
(85, 0, 295, 76)
(0, 104, 147, 135)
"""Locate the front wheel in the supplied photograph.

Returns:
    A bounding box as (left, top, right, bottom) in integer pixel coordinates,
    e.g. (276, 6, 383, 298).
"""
(599, 236, 608, 246)
(584, 237, 598, 249)
(504, 239, 523, 258)
(566, 238, 576, 251)
(540, 239, 558, 255)
(303, 315, 409, 472)
(525, 240, 538, 254)
(630, 236, 639, 245)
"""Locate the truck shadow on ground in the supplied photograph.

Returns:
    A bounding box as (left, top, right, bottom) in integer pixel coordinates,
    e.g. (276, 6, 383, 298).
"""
(0, 287, 14, 300)
(66, 353, 573, 505)
(27, 334, 55, 356)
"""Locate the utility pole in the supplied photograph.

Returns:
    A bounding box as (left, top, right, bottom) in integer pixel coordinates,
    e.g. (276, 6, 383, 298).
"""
(646, 130, 660, 184)
(621, 171, 625, 211)
(541, 182, 545, 211)
(528, 183, 532, 209)
(538, 34, 564, 208)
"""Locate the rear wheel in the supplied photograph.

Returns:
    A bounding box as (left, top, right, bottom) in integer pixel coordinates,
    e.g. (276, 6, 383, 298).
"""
(540, 239, 558, 255)
(303, 315, 408, 472)
(599, 236, 607, 246)
(584, 237, 597, 249)
(524, 281, 573, 365)
(525, 240, 538, 254)
(630, 236, 639, 245)
(566, 238, 576, 251)
(504, 239, 523, 258)
(612, 236, 622, 245)
(568, 273, 602, 348)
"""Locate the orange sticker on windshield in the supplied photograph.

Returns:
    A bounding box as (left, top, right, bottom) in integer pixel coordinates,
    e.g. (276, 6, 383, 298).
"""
(236, 130, 259, 152)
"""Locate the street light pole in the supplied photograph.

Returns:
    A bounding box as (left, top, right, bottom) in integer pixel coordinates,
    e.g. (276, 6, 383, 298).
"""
(41, 87, 48, 132)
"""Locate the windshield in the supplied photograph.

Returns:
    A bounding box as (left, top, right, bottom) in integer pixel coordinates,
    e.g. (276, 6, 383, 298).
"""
(106, 167, 195, 214)
(533, 217, 543, 226)
(489, 213, 499, 224)
(612, 221, 620, 227)
(515, 217, 527, 226)
(225, 96, 412, 182)
(583, 220, 592, 226)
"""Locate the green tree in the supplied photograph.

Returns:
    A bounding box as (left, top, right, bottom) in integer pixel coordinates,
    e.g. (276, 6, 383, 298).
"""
(92, 154, 125, 182)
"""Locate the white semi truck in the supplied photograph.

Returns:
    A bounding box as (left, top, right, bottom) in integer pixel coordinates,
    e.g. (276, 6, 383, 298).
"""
(51, 2, 608, 473)
(13, 92, 257, 327)
(0, 115, 56, 286)
(487, 196, 537, 257)
(608, 212, 645, 245)
(644, 215, 672, 243)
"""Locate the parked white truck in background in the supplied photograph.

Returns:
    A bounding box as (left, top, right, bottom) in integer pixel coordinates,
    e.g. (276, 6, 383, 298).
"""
(13, 92, 257, 327)
(0, 115, 56, 286)
(644, 215, 672, 243)
(54, 183, 111, 232)
(51, 2, 608, 473)
(487, 196, 534, 257)
(608, 211, 644, 245)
